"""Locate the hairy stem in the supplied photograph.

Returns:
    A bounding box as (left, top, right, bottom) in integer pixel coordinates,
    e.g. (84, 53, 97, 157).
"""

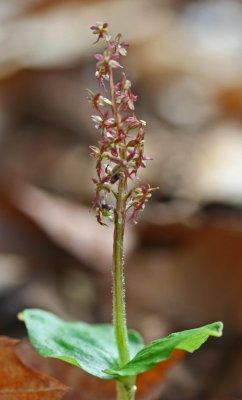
(113, 175, 129, 365)
(110, 67, 136, 399)
(113, 179, 136, 399)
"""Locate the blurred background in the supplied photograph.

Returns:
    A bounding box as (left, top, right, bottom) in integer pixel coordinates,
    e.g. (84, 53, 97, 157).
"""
(0, 0, 241, 399)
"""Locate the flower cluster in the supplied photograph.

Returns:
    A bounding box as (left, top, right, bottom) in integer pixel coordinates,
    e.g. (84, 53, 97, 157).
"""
(88, 22, 157, 225)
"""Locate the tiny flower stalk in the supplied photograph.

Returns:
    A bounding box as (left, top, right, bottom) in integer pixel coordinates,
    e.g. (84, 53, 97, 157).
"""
(89, 22, 156, 400)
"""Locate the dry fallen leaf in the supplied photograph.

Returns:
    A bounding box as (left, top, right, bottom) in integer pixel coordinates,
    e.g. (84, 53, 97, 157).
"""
(0, 336, 68, 400)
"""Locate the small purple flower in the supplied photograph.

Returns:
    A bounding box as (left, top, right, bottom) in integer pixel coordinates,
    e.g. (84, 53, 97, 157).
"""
(109, 34, 129, 56)
(91, 113, 115, 132)
(94, 52, 123, 91)
(90, 22, 110, 43)
(115, 74, 137, 111)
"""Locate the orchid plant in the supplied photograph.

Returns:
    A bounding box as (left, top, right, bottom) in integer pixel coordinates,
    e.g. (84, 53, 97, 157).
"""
(19, 23, 223, 400)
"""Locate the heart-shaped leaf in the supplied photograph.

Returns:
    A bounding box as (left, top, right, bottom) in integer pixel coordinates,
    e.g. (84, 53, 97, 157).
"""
(105, 321, 223, 378)
(17, 340, 184, 400)
(19, 309, 144, 380)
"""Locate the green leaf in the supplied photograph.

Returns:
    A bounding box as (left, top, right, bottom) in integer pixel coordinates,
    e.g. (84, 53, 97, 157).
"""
(105, 321, 223, 378)
(18, 309, 144, 380)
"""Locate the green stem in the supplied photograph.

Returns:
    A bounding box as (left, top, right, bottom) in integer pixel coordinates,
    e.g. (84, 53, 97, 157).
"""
(113, 179, 136, 400)
(110, 66, 136, 400)
(113, 180, 135, 400)
(113, 176, 130, 366)
(116, 381, 136, 400)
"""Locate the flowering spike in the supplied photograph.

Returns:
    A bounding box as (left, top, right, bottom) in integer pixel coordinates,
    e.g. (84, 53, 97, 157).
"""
(88, 23, 157, 225)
